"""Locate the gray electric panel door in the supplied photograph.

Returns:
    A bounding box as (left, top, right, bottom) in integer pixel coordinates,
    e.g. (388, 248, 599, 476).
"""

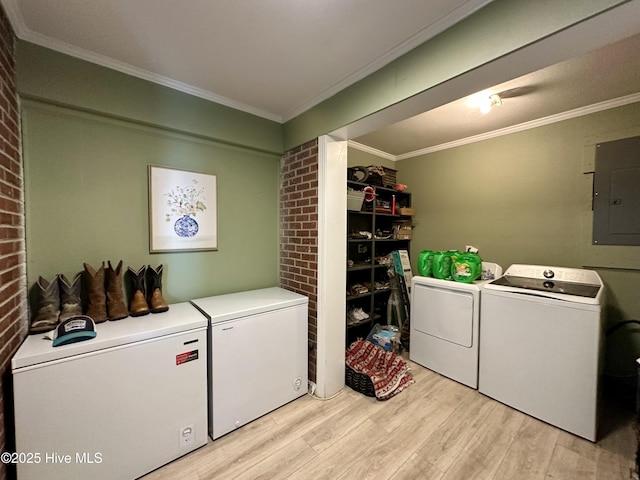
(593, 136, 640, 245)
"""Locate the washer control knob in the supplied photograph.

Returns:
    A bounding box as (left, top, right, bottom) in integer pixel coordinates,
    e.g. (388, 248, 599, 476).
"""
(543, 269, 555, 279)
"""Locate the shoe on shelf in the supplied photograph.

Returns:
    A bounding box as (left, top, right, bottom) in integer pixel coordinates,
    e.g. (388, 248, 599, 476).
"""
(349, 283, 369, 296)
(347, 306, 370, 325)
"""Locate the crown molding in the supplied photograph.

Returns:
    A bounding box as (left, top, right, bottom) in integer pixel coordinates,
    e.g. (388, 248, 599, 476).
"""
(3, 0, 491, 124)
(393, 93, 640, 160)
(25, 30, 284, 123)
(343, 94, 640, 162)
(281, 0, 493, 122)
(346, 141, 396, 161)
(1, 0, 26, 35)
(4, 0, 284, 123)
(3, 0, 637, 150)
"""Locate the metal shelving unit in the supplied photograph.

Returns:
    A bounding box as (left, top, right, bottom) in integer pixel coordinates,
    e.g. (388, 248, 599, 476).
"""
(346, 180, 412, 345)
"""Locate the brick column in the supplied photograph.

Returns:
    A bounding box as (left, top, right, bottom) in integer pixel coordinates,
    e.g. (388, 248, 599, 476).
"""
(280, 139, 319, 382)
(0, 5, 26, 479)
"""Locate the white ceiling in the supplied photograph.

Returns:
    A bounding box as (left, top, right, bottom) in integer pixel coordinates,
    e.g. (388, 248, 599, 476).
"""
(3, 0, 640, 158)
(353, 31, 640, 158)
(1, 0, 493, 122)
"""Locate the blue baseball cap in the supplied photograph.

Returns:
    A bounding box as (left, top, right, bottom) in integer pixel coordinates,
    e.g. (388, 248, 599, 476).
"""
(52, 315, 97, 347)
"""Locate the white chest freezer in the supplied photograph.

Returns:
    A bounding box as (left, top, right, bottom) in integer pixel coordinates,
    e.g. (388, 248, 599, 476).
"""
(191, 287, 308, 440)
(12, 302, 209, 480)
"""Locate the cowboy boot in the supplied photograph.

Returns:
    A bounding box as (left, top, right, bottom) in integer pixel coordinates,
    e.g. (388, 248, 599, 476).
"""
(147, 264, 169, 313)
(126, 266, 150, 316)
(105, 260, 129, 321)
(59, 273, 83, 322)
(29, 275, 60, 334)
(84, 262, 108, 323)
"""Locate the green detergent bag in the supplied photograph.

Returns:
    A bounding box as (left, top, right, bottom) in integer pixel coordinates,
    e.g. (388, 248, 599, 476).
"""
(451, 252, 483, 283)
(417, 250, 434, 276)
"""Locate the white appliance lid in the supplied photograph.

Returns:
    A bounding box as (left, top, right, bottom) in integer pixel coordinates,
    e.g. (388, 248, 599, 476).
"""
(499, 264, 603, 285)
(190, 287, 308, 324)
(12, 302, 208, 370)
(411, 275, 488, 292)
(485, 264, 603, 303)
(490, 275, 600, 298)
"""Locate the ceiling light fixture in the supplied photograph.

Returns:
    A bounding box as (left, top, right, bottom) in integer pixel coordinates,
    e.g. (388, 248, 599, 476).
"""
(466, 90, 506, 114)
(478, 93, 503, 114)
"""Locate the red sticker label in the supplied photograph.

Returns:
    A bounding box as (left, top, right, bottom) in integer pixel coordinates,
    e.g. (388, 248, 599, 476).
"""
(176, 350, 199, 365)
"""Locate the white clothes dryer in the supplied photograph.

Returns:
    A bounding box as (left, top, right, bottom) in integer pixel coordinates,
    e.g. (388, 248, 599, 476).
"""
(479, 264, 604, 441)
(410, 262, 502, 389)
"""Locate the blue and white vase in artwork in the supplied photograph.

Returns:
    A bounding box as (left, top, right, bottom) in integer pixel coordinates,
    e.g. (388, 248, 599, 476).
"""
(174, 215, 199, 237)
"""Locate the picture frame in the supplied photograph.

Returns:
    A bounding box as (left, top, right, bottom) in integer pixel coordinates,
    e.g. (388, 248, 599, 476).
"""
(148, 165, 218, 252)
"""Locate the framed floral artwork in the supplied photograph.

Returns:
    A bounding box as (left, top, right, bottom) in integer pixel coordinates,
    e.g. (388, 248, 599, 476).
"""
(148, 165, 218, 252)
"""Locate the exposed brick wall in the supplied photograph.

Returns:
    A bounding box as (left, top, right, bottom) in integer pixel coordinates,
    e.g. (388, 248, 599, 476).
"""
(0, 5, 25, 480)
(280, 139, 319, 383)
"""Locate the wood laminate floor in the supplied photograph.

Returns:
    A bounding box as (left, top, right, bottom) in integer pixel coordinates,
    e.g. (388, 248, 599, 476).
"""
(142, 361, 637, 480)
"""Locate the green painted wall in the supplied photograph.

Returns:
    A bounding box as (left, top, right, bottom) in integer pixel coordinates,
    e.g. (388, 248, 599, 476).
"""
(17, 40, 284, 307)
(283, 0, 626, 150)
(16, 41, 283, 155)
(396, 102, 640, 378)
(14, 0, 636, 401)
(22, 100, 280, 305)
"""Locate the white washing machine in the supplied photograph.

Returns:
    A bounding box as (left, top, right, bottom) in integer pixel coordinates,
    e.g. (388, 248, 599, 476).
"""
(479, 264, 604, 441)
(410, 262, 502, 389)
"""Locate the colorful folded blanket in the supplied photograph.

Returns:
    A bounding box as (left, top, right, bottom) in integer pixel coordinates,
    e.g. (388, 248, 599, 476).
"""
(345, 340, 414, 400)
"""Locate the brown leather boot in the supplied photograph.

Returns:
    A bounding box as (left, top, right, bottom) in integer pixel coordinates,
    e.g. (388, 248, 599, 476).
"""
(147, 264, 169, 313)
(126, 266, 150, 316)
(105, 260, 129, 321)
(84, 262, 108, 323)
(29, 275, 60, 333)
(59, 273, 83, 322)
